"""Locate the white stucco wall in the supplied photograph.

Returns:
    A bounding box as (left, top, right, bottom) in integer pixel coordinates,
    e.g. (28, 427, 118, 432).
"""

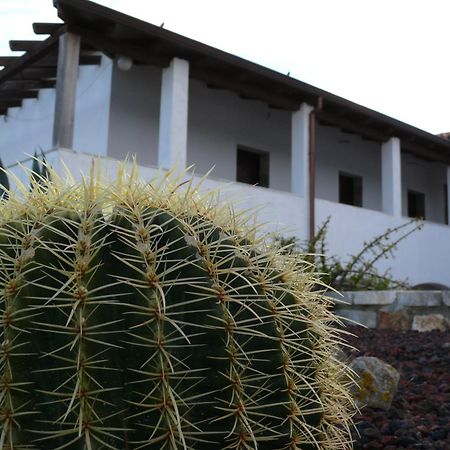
(52, 149, 306, 237)
(107, 63, 162, 167)
(0, 89, 55, 166)
(187, 79, 292, 191)
(73, 56, 113, 156)
(316, 198, 450, 285)
(401, 152, 447, 224)
(34, 150, 450, 286)
(316, 124, 382, 211)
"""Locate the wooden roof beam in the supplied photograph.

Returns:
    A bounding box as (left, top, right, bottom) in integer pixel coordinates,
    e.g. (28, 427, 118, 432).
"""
(0, 100, 22, 109)
(10, 40, 96, 53)
(0, 28, 65, 85)
(67, 24, 170, 67)
(32, 23, 63, 35)
(192, 67, 300, 111)
(9, 40, 42, 52)
(12, 68, 57, 81)
(0, 80, 55, 90)
(317, 110, 389, 142)
(402, 140, 450, 165)
(0, 55, 101, 67)
(38, 54, 101, 66)
(0, 57, 20, 66)
(0, 91, 38, 100)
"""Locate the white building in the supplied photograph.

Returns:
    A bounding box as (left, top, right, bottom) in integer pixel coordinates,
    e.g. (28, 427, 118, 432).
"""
(1, 0, 449, 286)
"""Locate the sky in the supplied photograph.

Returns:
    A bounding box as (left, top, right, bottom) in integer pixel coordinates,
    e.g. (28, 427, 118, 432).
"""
(0, 0, 449, 135)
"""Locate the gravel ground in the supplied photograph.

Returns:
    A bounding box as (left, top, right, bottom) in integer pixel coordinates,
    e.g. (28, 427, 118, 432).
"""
(343, 326, 450, 449)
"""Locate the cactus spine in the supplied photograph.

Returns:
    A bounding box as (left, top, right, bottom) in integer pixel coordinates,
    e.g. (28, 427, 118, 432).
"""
(0, 164, 354, 449)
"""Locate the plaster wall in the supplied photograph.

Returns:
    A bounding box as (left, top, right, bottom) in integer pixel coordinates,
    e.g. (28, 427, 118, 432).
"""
(55, 149, 306, 236)
(107, 63, 161, 167)
(316, 198, 450, 285)
(187, 79, 292, 191)
(401, 152, 447, 224)
(0, 88, 55, 167)
(73, 56, 114, 156)
(46, 150, 450, 286)
(315, 124, 382, 211)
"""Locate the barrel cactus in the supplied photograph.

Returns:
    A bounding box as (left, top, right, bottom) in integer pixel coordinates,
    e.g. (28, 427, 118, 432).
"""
(0, 163, 354, 449)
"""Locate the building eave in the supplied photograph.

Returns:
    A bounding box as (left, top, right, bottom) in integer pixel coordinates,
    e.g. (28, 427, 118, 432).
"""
(0, 0, 449, 164)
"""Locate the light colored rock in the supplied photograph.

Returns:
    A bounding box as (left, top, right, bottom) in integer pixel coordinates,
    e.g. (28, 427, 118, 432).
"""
(412, 314, 449, 332)
(337, 309, 377, 328)
(352, 290, 396, 305)
(378, 310, 410, 330)
(349, 356, 400, 410)
(397, 291, 442, 307)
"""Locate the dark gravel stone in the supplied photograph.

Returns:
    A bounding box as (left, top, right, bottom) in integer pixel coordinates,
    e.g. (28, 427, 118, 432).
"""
(343, 326, 450, 449)
(430, 429, 447, 440)
(362, 427, 380, 439)
(397, 435, 417, 446)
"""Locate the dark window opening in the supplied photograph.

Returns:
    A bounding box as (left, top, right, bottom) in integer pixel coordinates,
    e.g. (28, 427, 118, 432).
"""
(407, 190, 425, 219)
(339, 172, 362, 207)
(236, 148, 269, 188)
(444, 184, 448, 225)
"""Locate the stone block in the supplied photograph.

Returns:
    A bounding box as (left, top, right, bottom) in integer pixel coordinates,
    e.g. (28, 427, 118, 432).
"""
(378, 310, 410, 330)
(397, 291, 442, 307)
(412, 314, 449, 332)
(337, 309, 377, 328)
(352, 290, 396, 306)
(328, 291, 353, 306)
(349, 356, 400, 410)
(443, 291, 450, 307)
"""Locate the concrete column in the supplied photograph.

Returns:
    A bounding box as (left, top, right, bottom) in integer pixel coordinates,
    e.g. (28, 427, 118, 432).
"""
(291, 103, 314, 239)
(52, 32, 80, 149)
(447, 167, 450, 225)
(158, 58, 189, 170)
(381, 137, 402, 217)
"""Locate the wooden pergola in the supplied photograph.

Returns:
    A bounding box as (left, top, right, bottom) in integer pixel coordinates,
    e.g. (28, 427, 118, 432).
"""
(0, 23, 100, 114)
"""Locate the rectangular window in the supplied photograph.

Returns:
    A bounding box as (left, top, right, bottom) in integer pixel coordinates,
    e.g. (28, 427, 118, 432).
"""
(236, 147, 269, 188)
(407, 190, 425, 219)
(339, 172, 362, 207)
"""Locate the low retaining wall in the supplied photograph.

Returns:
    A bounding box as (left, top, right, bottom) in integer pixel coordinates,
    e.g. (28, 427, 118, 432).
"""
(331, 290, 450, 330)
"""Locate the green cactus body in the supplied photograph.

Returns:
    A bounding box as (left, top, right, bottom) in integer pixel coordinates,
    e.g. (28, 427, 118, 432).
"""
(0, 166, 354, 449)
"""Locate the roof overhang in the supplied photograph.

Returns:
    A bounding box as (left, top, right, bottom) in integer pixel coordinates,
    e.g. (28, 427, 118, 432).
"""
(1, 0, 450, 164)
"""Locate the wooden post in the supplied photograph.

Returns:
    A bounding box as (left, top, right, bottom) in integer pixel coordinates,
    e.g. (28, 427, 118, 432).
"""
(52, 32, 80, 149)
(308, 109, 316, 242)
